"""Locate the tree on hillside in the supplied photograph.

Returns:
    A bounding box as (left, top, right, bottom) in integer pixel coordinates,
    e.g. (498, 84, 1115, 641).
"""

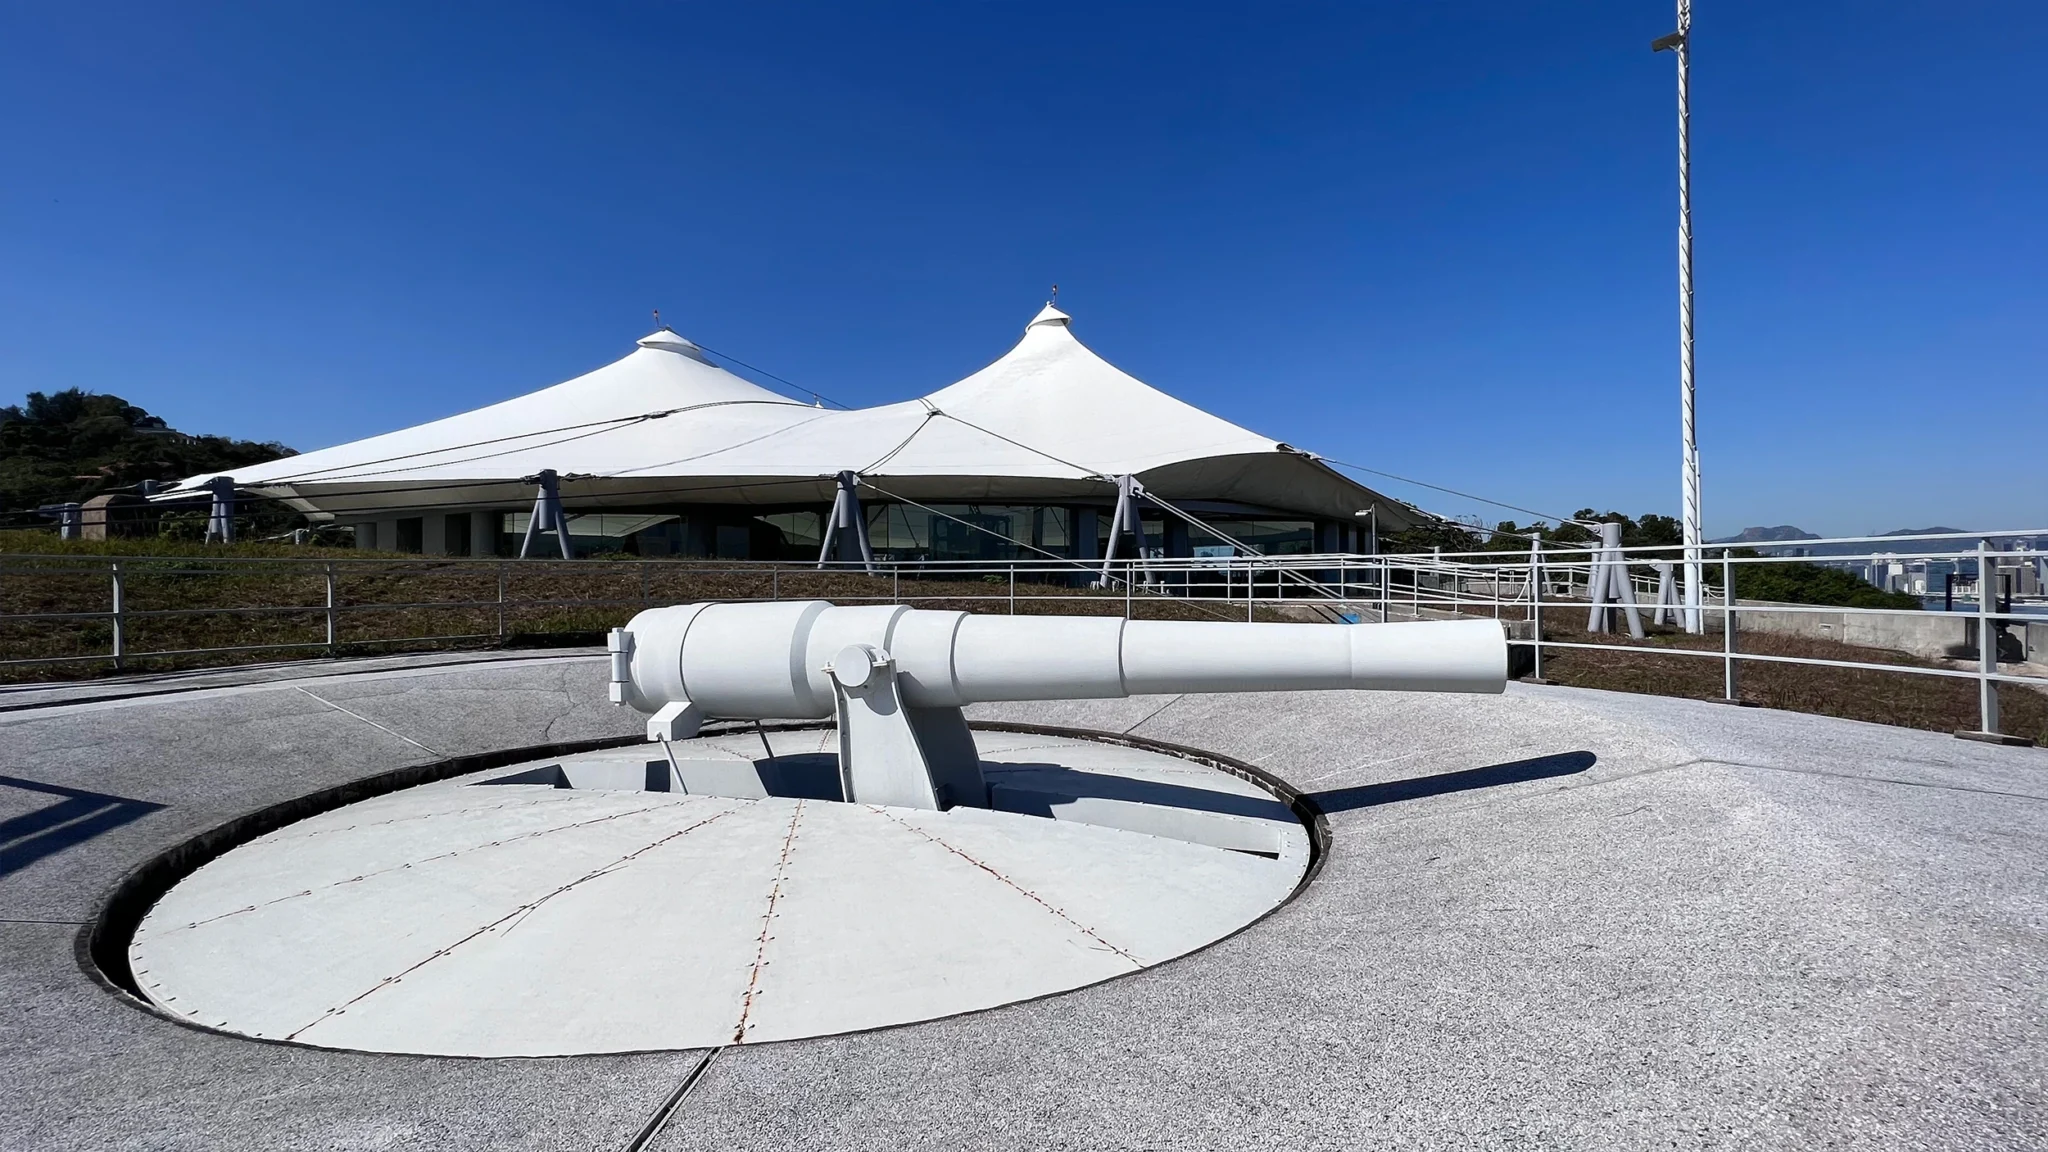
(0, 389, 295, 528)
(1715, 549, 1920, 609)
(1378, 518, 1483, 555)
(1469, 510, 1687, 554)
(1460, 506, 1914, 610)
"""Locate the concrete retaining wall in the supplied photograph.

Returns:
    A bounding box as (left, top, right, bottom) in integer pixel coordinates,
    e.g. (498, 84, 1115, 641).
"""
(1733, 601, 2040, 662)
(1369, 593, 2041, 663)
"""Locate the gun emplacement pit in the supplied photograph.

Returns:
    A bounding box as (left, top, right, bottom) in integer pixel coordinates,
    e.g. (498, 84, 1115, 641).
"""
(123, 728, 1315, 1056)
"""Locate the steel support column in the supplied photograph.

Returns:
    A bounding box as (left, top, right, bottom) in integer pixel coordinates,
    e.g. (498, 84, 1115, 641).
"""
(203, 478, 236, 544)
(817, 471, 874, 572)
(518, 470, 572, 559)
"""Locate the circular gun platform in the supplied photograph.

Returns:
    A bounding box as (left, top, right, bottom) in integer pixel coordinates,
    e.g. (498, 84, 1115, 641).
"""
(126, 729, 1313, 1056)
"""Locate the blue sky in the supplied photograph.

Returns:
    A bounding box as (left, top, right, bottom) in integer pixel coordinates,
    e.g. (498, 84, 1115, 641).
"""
(2, 2, 2041, 536)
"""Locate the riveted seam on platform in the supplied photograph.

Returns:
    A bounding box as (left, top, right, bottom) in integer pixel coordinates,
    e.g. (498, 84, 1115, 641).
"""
(282, 805, 740, 1042)
(159, 795, 706, 936)
(271, 789, 586, 842)
(732, 800, 805, 1044)
(867, 805, 1146, 968)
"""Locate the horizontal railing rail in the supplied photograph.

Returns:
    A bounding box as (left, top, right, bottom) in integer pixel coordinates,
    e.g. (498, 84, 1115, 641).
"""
(2, 542, 2042, 740)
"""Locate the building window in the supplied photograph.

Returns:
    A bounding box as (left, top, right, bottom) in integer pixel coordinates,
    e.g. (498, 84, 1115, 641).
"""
(395, 517, 424, 554)
(757, 512, 822, 557)
(500, 512, 683, 557)
(1095, 511, 1161, 556)
(1219, 520, 1316, 555)
(1035, 507, 1069, 550)
(864, 504, 1041, 562)
(444, 513, 472, 557)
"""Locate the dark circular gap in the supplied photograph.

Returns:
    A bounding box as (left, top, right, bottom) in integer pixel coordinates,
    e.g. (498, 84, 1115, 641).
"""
(78, 719, 1330, 1057)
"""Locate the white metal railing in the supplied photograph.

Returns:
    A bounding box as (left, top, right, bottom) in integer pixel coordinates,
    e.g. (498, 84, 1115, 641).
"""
(2, 529, 2043, 741)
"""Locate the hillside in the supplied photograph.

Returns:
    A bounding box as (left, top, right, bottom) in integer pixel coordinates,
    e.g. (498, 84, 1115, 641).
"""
(0, 389, 293, 524)
(1711, 525, 1820, 545)
(1712, 524, 1987, 557)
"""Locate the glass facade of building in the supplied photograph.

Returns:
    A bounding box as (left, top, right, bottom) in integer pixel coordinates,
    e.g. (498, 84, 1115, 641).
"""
(454, 503, 1343, 561)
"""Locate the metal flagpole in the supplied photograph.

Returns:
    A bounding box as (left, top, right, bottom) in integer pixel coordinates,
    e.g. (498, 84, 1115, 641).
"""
(1656, 0, 1702, 633)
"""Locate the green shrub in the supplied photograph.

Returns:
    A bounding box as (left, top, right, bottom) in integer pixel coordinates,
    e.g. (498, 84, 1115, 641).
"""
(1728, 557, 1920, 609)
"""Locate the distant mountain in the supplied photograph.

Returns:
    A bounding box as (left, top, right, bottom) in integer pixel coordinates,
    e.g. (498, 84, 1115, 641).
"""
(1706, 524, 1995, 559)
(1710, 525, 1820, 545)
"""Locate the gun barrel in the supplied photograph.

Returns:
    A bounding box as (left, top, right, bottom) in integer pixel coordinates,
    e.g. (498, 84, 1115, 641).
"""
(614, 602, 1506, 721)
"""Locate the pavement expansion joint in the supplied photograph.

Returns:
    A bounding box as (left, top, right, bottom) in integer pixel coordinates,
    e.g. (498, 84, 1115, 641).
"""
(624, 1049, 721, 1152)
(292, 685, 443, 755)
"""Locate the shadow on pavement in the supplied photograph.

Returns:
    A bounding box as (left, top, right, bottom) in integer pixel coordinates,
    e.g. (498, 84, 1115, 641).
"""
(983, 762, 1298, 823)
(0, 776, 166, 878)
(1309, 751, 1597, 814)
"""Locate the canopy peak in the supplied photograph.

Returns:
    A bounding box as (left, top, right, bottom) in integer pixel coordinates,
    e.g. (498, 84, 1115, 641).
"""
(1027, 303, 1071, 331)
(638, 328, 710, 363)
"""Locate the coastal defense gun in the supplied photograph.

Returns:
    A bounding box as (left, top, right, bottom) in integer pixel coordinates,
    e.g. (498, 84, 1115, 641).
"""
(609, 602, 1506, 811)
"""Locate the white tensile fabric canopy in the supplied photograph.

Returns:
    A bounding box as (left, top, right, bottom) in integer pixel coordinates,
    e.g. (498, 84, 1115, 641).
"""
(173, 306, 1419, 528)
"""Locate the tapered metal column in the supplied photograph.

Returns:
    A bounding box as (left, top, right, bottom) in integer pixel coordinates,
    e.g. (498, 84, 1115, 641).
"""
(203, 478, 236, 544)
(1098, 475, 1146, 586)
(518, 470, 571, 559)
(816, 471, 874, 572)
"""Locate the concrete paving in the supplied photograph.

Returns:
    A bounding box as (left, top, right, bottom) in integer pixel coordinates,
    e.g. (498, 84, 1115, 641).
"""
(3, 651, 2044, 1149)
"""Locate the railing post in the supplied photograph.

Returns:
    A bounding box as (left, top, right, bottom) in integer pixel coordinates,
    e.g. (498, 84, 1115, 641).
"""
(1977, 539, 2000, 736)
(772, 567, 780, 602)
(496, 562, 508, 639)
(1529, 542, 1543, 681)
(324, 562, 337, 654)
(1008, 565, 1016, 614)
(1722, 550, 1738, 702)
(1126, 562, 1134, 620)
(110, 561, 125, 670)
(892, 565, 900, 605)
